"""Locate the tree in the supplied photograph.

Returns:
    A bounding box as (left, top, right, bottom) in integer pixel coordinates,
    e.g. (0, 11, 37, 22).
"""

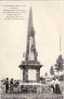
(50, 66, 54, 75)
(55, 55, 64, 72)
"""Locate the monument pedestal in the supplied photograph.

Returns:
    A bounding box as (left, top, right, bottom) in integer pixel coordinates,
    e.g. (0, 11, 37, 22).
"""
(19, 61, 42, 82)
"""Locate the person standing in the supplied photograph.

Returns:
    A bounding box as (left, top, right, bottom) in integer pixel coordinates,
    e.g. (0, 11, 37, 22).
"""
(5, 78, 9, 93)
(0, 80, 2, 98)
(50, 78, 55, 93)
(54, 78, 61, 94)
(10, 78, 14, 93)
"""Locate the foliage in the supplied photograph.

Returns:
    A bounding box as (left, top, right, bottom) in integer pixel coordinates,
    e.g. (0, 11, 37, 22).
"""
(50, 66, 54, 75)
(55, 55, 64, 72)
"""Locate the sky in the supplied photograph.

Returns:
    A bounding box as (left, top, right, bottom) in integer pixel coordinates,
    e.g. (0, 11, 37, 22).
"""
(0, 0, 64, 80)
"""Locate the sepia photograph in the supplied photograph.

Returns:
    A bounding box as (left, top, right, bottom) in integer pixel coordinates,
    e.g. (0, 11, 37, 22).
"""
(0, 0, 64, 99)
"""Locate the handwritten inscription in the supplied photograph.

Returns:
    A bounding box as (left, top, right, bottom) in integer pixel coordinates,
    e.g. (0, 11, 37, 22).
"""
(0, 5, 26, 20)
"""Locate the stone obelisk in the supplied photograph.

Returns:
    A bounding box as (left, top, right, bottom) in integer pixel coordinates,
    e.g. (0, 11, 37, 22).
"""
(19, 7, 42, 82)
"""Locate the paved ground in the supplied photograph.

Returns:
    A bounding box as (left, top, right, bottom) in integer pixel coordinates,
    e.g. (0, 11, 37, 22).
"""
(1, 93, 64, 99)
(1, 93, 37, 99)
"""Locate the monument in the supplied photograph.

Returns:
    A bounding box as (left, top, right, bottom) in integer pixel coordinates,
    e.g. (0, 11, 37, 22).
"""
(19, 7, 42, 82)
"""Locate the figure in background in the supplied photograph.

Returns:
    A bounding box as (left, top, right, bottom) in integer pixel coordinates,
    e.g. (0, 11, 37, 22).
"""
(50, 78, 55, 93)
(54, 78, 61, 94)
(10, 78, 14, 93)
(0, 80, 2, 97)
(5, 78, 9, 93)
